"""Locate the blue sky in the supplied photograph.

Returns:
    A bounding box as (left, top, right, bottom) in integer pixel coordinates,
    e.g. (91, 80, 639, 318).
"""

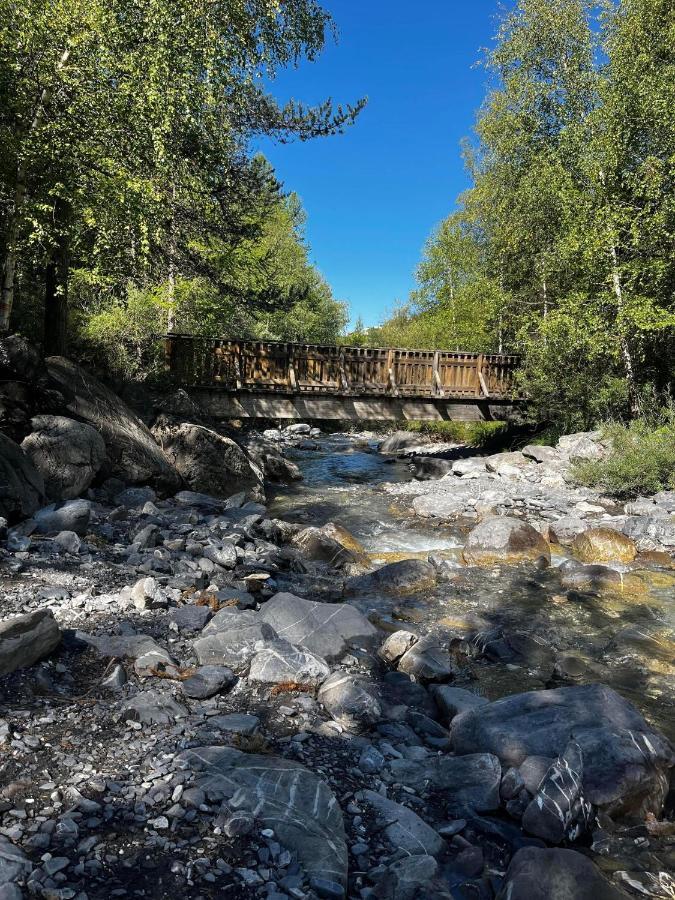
(257, 1, 504, 328)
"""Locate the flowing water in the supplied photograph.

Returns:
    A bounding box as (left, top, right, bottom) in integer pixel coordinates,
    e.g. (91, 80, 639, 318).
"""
(269, 433, 675, 745)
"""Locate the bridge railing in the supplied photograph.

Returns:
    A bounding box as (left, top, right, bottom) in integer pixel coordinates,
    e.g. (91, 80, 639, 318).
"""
(164, 335, 519, 399)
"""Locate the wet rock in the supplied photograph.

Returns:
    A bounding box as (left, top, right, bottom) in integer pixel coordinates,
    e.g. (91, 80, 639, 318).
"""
(177, 746, 347, 893)
(397, 634, 457, 683)
(571, 527, 637, 564)
(153, 420, 263, 501)
(181, 665, 236, 699)
(121, 690, 187, 725)
(248, 640, 330, 685)
(346, 558, 437, 596)
(0, 432, 45, 520)
(355, 789, 445, 857)
(410, 457, 454, 480)
(373, 854, 439, 900)
(559, 564, 630, 594)
(451, 684, 675, 817)
(258, 592, 377, 662)
(496, 847, 629, 900)
(379, 630, 418, 664)
(31, 498, 91, 535)
(261, 452, 303, 483)
(390, 753, 501, 814)
(291, 526, 361, 568)
(462, 516, 551, 566)
(0, 609, 61, 677)
(318, 672, 382, 732)
(194, 608, 277, 670)
(21, 415, 106, 500)
(431, 685, 489, 723)
(46, 356, 180, 488)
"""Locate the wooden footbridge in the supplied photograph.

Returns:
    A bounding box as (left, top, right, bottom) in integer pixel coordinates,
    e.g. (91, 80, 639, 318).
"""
(164, 334, 521, 421)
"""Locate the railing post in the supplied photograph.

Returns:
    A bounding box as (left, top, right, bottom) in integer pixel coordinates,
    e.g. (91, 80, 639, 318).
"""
(288, 344, 298, 392)
(432, 350, 444, 397)
(164, 334, 176, 379)
(339, 349, 349, 392)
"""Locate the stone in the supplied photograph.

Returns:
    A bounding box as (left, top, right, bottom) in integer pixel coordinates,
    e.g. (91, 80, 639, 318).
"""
(258, 592, 377, 662)
(101, 664, 127, 691)
(203, 542, 238, 569)
(463, 516, 551, 566)
(46, 356, 180, 488)
(291, 526, 361, 568)
(0, 609, 61, 677)
(560, 564, 625, 593)
(318, 672, 382, 732)
(181, 665, 236, 699)
(346, 558, 437, 596)
(549, 516, 587, 544)
(194, 609, 277, 670)
(0, 432, 44, 521)
(31, 498, 91, 535)
(410, 457, 454, 479)
(131, 576, 161, 610)
(397, 635, 457, 683)
(522, 444, 560, 464)
(121, 690, 188, 725)
(207, 713, 259, 735)
(169, 605, 212, 632)
(358, 745, 385, 775)
(389, 753, 501, 814)
(262, 453, 303, 483)
(284, 423, 311, 435)
(452, 458, 488, 477)
(571, 527, 637, 564)
(451, 684, 675, 817)
(378, 630, 418, 664)
(53, 530, 81, 554)
(355, 790, 445, 857)
(153, 421, 263, 501)
(521, 742, 592, 843)
(380, 431, 431, 454)
(518, 756, 555, 794)
(431, 685, 489, 723)
(177, 746, 347, 891)
(114, 486, 157, 508)
(21, 415, 106, 501)
(248, 640, 330, 686)
(373, 854, 439, 900)
(77, 632, 177, 675)
(0, 835, 32, 885)
(495, 847, 629, 900)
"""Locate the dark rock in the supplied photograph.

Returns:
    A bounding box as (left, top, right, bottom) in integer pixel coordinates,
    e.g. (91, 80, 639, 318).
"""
(521, 741, 592, 843)
(31, 498, 91, 535)
(21, 415, 106, 500)
(181, 665, 236, 699)
(346, 558, 437, 596)
(121, 690, 187, 725)
(380, 431, 431, 454)
(397, 635, 457, 683)
(390, 753, 501, 814)
(0, 609, 61, 677)
(194, 608, 277, 670)
(431, 686, 489, 723)
(355, 789, 445, 857)
(0, 432, 44, 520)
(169, 605, 212, 632)
(495, 847, 629, 900)
(373, 854, 439, 900)
(318, 672, 382, 732)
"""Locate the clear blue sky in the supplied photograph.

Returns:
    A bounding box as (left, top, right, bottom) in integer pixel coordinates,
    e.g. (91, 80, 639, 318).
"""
(257, 1, 505, 329)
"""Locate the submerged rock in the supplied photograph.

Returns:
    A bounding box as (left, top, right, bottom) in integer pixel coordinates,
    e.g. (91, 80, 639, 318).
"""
(346, 558, 437, 595)
(462, 516, 551, 566)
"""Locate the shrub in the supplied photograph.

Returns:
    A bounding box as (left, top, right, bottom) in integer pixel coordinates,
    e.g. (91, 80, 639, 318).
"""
(405, 419, 508, 447)
(574, 418, 675, 498)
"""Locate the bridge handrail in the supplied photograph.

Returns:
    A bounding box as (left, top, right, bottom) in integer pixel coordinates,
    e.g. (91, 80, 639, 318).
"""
(163, 334, 519, 400)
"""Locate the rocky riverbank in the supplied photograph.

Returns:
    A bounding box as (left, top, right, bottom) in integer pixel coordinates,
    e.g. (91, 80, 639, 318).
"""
(1, 340, 674, 900)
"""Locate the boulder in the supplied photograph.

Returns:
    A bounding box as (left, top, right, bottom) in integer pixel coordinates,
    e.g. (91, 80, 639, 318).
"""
(0, 432, 44, 520)
(21, 415, 106, 500)
(571, 527, 637, 564)
(397, 635, 457, 683)
(291, 525, 362, 568)
(522, 444, 561, 465)
(0, 334, 41, 381)
(258, 592, 377, 662)
(380, 431, 431, 454)
(452, 458, 488, 477)
(556, 432, 605, 461)
(379, 630, 418, 665)
(194, 608, 277, 670)
(355, 790, 445, 857)
(77, 631, 177, 676)
(31, 498, 91, 535)
(0, 833, 32, 886)
(176, 746, 347, 892)
(410, 457, 454, 480)
(346, 558, 437, 596)
(390, 753, 502, 814)
(549, 516, 587, 544)
(248, 640, 330, 686)
(261, 452, 303, 483)
(462, 516, 551, 566)
(560, 564, 626, 593)
(153, 420, 263, 501)
(0, 609, 61, 676)
(181, 666, 236, 699)
(496, 847, 629, 900)
(451, 684, 675, 817)
(431, 685, 489, 723)
(46, 356, 179, 488)
(318, 672, 382, 732)
(521, 742, 592, 843)
(373, 855, 439, 900)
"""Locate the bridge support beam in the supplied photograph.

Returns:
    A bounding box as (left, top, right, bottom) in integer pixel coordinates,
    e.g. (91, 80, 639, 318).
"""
(184, 389, 523, 423)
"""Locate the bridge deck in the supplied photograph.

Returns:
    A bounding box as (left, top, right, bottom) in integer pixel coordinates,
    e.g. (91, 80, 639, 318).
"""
(164, 335, 519, 401)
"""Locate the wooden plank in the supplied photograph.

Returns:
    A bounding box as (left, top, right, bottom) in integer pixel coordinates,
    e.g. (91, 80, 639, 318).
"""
(288, 345, 298, 392)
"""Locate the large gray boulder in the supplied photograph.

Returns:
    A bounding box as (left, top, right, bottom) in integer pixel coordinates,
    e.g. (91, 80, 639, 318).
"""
(496, 848, 629, 900)
(21, 415, 106, 500)
(248, 640, 330, 686)
(0, 609, 61, 676)
(176, 746, 347, 893)
(194, 608, 277, 671)
(31, 498, 92, 535)
(463, 516, 551, 566)
(46, 356, 179, 489)
(153, 421, 263, 501)
(258, 592, 377, 662)
(0, 432, 44, 520)
(318, 672, 382, 732)
(451, 684, 675, 818)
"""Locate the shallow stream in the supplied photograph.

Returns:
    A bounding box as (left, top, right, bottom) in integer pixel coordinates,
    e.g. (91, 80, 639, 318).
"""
(269, 433, 675, 744)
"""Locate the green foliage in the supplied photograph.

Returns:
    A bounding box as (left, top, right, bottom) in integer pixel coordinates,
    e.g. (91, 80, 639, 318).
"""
(574, 415, 675, 497)
(404, 419, 508, 447)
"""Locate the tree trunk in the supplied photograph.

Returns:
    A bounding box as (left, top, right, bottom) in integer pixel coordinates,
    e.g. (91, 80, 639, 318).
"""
(43, 201, 70, 356)
(0, 47, 71, 334)
(609, 239, 640, 417)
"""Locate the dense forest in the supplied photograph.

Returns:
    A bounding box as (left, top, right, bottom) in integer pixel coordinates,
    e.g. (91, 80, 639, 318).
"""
(349, 0, 675, 429)
(1, 0, 674, 430)
(0, 0, 358, 374)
